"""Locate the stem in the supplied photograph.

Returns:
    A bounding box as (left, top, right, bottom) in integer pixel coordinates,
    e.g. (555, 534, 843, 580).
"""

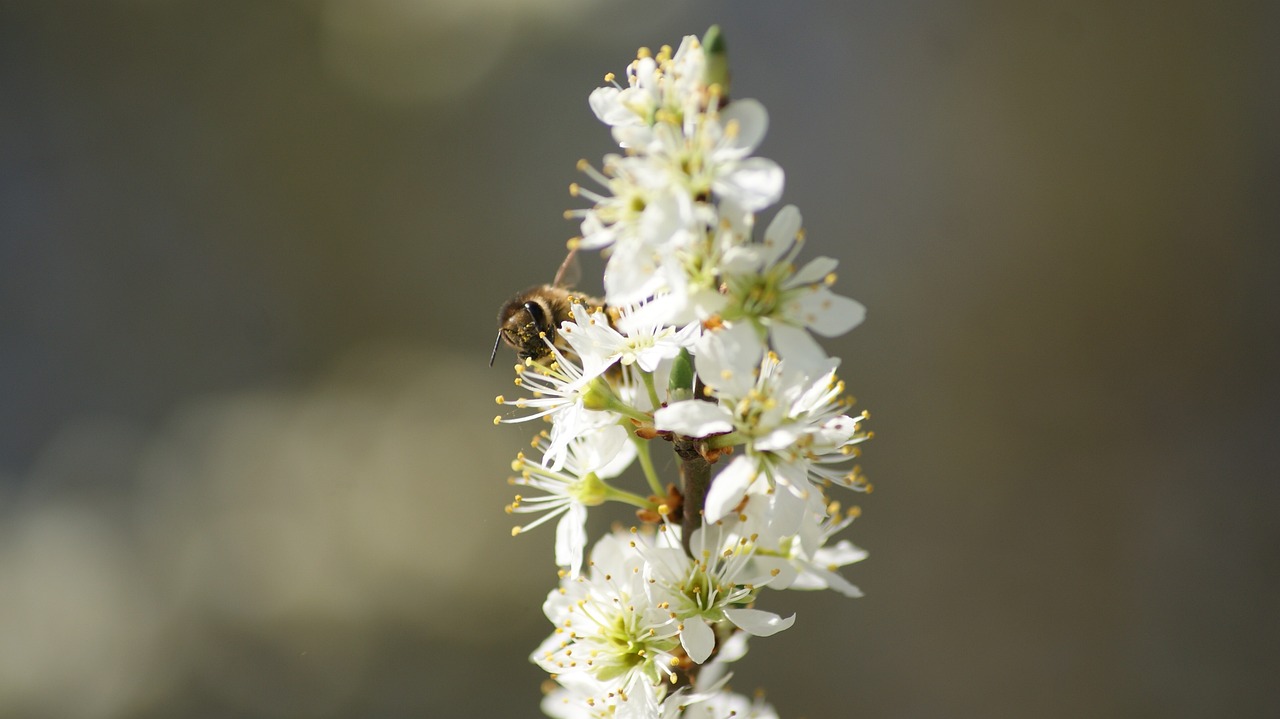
(629, 426, 665, 496)
(640, 369, 662, 411)
(674, 437, 711, 558)
(704, 431, 746, 449)
(603, 484, 655, 510)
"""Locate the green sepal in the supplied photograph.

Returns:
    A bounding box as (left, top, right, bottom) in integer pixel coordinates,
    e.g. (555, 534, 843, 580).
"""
(668, 348, 696, 403)
(702, 25, 730, 96)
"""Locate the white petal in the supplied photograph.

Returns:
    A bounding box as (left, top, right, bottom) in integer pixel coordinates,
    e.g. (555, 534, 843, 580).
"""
(815, 568, 865, 598)
(787, 256, 838, 288)
(612, 124, 654, 150)
(754, 425, 804, 452)
(764, 486, 809, 538)
(768, 322, 829, 370)
(763, 205, 802, 257)
(719, 98, 769, 156)
(695, 323, 762, 395)
(713, 157, 784, 212)
(589, 86, 636, 127)
(723, 608, 795, 637)
(794, 288, 866, 337)
(752, 556, 798, 589)
(681, 617, 716, 664)
(703, 455, 758, 523)
(555, 505, 588, 577)
(818, 540, 869, 567)
(655, 401, 734, 437)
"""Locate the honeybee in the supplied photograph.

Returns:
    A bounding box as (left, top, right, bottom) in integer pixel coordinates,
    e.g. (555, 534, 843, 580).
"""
(490, 249, 603, 365)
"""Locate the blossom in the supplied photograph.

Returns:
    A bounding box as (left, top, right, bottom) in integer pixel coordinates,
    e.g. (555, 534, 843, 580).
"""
(740, 494, 869, 598)
(533, 532, 683, 715)
(507, 425, 637, 576)
(588, 36, 708, 133)
(641, 522, 794, 664)
(495, 339, 621, 470)
(721, 205, 866, 369)
(655, 324, 869, 524)
(502, 28, 875, 719)
(560, 302, 701, 373)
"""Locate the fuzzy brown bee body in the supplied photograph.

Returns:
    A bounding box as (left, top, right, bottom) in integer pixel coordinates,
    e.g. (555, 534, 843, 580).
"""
(491, 249, 609, 366)
(494, 285, 594, 364)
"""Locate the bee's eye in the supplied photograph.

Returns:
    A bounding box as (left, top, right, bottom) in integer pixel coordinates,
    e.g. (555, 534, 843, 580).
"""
(523, 302, 548, 331)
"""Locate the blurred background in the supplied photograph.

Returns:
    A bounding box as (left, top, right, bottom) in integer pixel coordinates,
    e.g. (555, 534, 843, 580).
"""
(1, 1, 1277, 717)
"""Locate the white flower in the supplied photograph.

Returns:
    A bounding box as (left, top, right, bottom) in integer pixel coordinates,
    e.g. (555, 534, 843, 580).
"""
(533, 532, 683, 715)
(655, 325, 868, 523)
(562, 302, 701, 373)
(641, 522, 794, 664)
(495, 342, 617, 471)
(573, 157, 699, 255)
(507, 425, 637, 577)
(679, 690, 781, 719)
(745, 497, 868, 598)
(612, 99, 783, 214)
(589, 36, 710, 135)
(722, 205, 866, 369)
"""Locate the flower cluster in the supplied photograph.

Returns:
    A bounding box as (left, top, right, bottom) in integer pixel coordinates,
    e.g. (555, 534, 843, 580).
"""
(495, 29, 872, 719)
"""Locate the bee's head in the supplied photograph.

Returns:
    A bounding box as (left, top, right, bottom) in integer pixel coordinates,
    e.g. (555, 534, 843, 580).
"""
(493, 296, 556, 366)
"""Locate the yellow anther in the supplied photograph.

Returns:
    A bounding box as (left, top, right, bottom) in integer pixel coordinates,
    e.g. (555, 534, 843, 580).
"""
(511, 527, 522, 536)
(495, 394, 505, 404)
(569, 182, 581, 196)
(493, 416, 502, 425)
(824, 272, 838, 286)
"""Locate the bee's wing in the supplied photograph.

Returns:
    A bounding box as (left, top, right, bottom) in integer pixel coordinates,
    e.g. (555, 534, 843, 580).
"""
(552, 247, 582, 289)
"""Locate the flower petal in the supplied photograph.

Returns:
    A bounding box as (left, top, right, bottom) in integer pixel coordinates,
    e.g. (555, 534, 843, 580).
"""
(768, 322, 829, 370)
(654, 400, 734, 437)
(719, 98, 769, 156)
(703, 455, 757, 523)
(713, 157, 784, 212)
(787, 255, 838, 288)
(554, 504, 588, 577)
(680, 617, 716, 664)
(794, 288, 866, 337)
(723, 608, 795, 637)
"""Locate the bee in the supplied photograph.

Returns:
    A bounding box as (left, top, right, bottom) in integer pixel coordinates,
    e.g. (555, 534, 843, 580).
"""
(490, 249, 603, 366)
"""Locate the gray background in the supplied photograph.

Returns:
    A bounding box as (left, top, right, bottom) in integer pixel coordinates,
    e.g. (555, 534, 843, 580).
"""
(1, 1, 1277, 717)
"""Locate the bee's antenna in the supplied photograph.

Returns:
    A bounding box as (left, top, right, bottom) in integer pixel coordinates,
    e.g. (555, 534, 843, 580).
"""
(489, 329, 504, 367)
